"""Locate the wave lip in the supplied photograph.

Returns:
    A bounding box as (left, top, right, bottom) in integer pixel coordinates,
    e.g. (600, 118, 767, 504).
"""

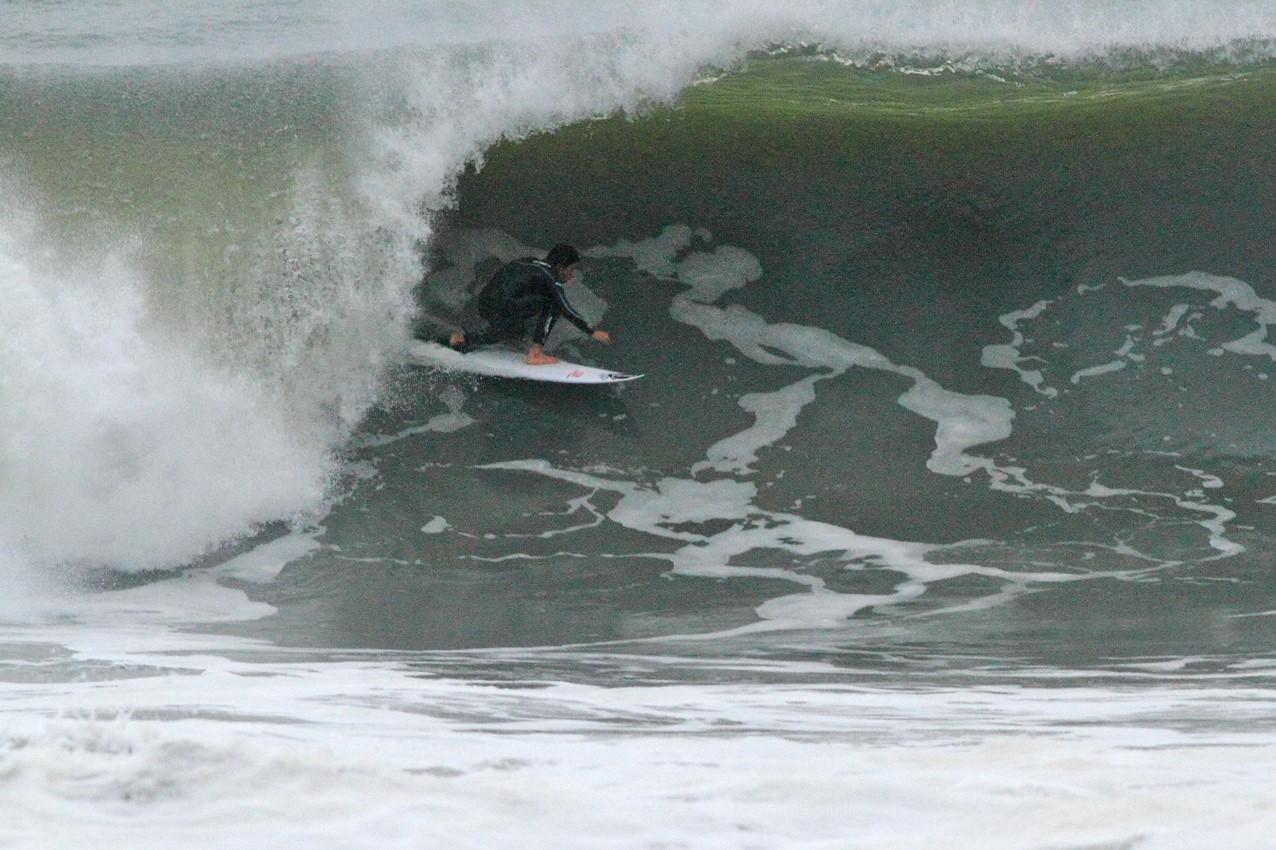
(2, 1, 1274, 67)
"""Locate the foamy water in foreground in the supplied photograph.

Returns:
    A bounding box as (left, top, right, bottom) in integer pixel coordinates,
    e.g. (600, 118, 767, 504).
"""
(5, 587, 1276, 850)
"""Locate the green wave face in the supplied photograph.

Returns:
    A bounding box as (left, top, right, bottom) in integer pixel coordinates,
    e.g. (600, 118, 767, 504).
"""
(450, 52, 1276, 275)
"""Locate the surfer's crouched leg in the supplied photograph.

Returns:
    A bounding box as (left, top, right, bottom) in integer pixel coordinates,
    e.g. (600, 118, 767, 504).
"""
(459, 318, 520, 353)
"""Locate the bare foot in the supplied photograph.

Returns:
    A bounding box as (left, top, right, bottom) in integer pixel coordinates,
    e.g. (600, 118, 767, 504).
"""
(527, 345, 559, 365)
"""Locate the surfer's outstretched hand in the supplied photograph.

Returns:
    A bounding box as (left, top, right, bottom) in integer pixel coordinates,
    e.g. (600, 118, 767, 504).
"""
(591, 330, 611, 343)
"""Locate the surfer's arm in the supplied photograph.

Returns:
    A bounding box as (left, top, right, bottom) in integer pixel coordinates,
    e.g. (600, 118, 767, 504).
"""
(550, 281, 595, 336)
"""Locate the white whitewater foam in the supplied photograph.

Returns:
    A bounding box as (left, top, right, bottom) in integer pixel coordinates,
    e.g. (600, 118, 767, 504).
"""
(0, 230, 329, 575)
(3, 643, 1276, 850)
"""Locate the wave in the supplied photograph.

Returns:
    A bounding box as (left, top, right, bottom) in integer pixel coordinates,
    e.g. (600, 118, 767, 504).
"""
(2, 0, 1275, 576)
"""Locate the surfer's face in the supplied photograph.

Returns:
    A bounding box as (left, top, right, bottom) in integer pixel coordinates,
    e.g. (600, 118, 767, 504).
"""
(555, 262, 579, 282)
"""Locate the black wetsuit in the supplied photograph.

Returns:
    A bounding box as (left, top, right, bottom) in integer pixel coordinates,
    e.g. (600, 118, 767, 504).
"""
(459, 258, 594, 349)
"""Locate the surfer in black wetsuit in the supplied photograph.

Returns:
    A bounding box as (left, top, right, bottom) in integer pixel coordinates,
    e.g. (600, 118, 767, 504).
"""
(447, 242, 611, 365)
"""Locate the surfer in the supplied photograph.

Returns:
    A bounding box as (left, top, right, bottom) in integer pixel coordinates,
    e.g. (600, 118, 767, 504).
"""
(446, 243, 611, 365)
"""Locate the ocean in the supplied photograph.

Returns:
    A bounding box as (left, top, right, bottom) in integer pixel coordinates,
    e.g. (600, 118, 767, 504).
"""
(4, 1, 1276, 847)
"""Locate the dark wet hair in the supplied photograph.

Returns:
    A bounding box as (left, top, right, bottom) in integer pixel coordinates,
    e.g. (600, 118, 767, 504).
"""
(545, 243, 581, 268)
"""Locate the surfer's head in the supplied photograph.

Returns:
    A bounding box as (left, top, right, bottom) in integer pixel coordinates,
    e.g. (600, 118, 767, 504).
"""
(545, 243, 582, 283)
(545, 243, 581, 271)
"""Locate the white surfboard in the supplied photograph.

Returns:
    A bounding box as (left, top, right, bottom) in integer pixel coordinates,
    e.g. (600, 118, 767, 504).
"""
(407, 341, 642, 384)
